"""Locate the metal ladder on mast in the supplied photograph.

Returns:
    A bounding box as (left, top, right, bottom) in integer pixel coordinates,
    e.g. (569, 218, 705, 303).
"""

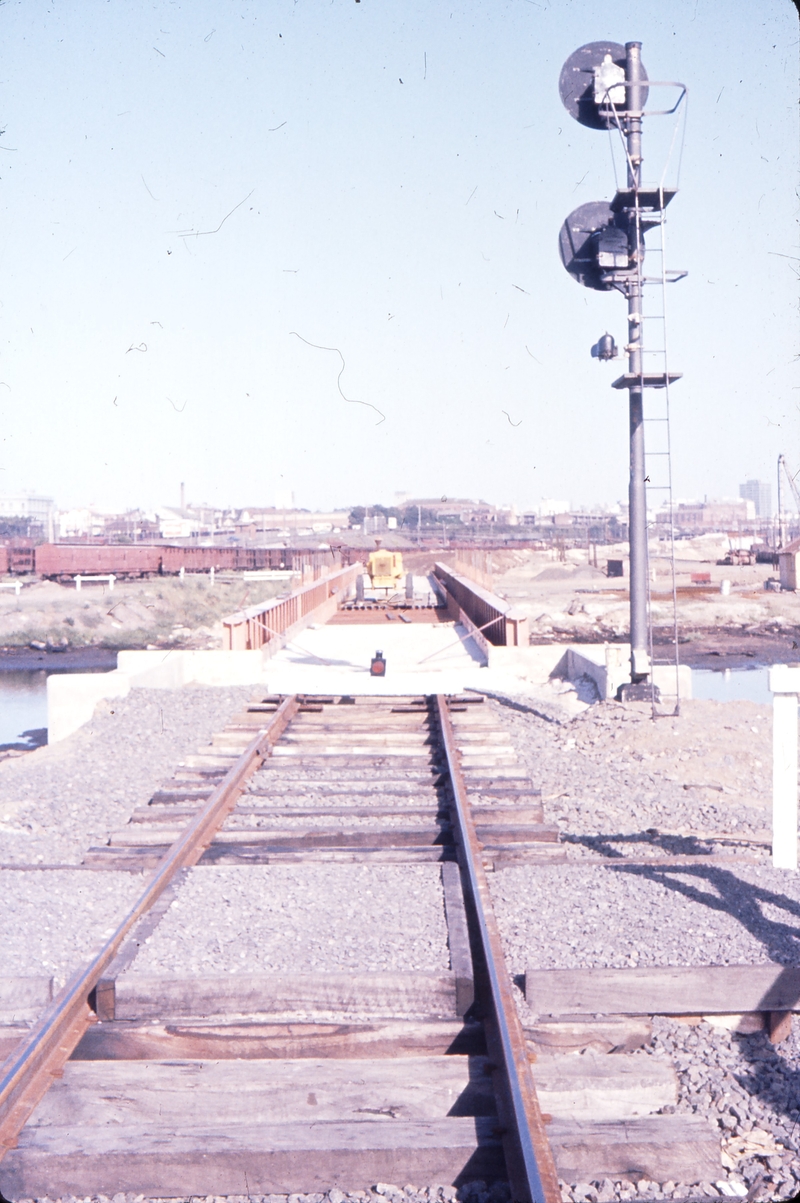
(639, 193, 684, 714)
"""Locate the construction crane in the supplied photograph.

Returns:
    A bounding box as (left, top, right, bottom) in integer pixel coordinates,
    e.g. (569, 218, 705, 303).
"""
(777, 454, 800, 547)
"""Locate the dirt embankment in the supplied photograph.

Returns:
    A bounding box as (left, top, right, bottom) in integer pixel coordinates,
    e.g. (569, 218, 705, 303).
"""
(483, 541, 800, 666)
(0, 575, 292, 654)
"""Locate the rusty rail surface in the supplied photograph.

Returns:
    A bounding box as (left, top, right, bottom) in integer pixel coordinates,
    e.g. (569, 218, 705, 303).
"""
(436, 695, 560, 1203)
(222, 563, 363, 650)
(0, 695, 299, 1159)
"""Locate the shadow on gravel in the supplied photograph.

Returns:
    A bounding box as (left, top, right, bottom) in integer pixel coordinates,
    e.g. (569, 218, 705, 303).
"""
(609, 862, 800, 964)
(563, 830, 760, 857)
(612, 861, 800, 1143)
(465, 689, 563, 724)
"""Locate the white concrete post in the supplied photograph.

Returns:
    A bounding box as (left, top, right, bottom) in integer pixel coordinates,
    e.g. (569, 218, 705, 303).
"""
(179, 566, 185, 581)
(108, 574, 115, 592)
(769, 665, 800, 870)
(75, 575, 82, 593)
(14, 581, 20, 597)
(210, 566, 215, 588)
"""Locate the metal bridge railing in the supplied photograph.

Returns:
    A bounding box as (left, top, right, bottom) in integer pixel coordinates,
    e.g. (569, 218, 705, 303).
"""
(222, 563, 362, 651)
(433, 561, 528, 648)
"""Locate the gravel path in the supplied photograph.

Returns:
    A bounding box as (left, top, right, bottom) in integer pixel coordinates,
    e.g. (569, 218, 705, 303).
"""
(1, 869, 144, 984)
(129, 864, 451, 975)
(491, 863, 800, 972)
(0, 686, 253, 865)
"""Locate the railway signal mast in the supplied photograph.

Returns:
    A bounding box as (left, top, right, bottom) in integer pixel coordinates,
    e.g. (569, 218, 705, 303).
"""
(558, 42, 686, 700)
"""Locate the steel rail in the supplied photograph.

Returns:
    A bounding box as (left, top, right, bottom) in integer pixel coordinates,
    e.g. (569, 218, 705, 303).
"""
(0, 694, 299, 1158)
(435, 695, 560, 1203)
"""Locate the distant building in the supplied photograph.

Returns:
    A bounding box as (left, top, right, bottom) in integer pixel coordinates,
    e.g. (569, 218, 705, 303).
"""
(55, 507, 105, 539)
(673, 500, 752, 530)
(528, 499, 570, 519)
(0, 494, 55, 540)
(778, 537, 800, 590)
(157, 508, 201, 539)
(404, 498, 497, 524)
(739, 480, 772, 518)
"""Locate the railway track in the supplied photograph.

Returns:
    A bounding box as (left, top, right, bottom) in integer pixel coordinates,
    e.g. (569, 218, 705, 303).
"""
(0, 692, 722, 1200)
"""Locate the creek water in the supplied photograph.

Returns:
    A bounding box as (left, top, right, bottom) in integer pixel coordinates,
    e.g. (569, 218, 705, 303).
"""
(691, 665, 772, 706)
(0, 670, 48, 748)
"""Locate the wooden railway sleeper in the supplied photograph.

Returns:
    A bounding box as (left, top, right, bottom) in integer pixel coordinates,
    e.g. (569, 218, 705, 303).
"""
(0, 695, 299, 1160)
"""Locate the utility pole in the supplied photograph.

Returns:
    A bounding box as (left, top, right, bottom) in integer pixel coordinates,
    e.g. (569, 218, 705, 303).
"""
(624, 42, 649, 683)
(778, 455, 787, 549)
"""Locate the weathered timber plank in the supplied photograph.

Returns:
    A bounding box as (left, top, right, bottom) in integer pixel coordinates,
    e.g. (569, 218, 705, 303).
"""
(252, 785, 442, 794)
(234, 806, 451, 820)
(271, 751, 438, 762)
(548, 1115, 720, 1181)
(150, 789, 213, 803)
(111, 828, 454, 850)
(442, 862, 474, 1017)
(525, 965, 800, 1015)
(199, 847, 457, 866)
(113, 972, 458, 1019)
(474, 824, 558, 844)
(525, 1016, 651, 1055)
(33, 1051, 672, 1126)
(24, 1056, 497, 1127)
(281, 733, 434, 745)
(254, 769, 437, 780)
(85, 847, 457, 870)
(471, 806, 544, 823)
(71, 1019, 483, 1061)
(2, 1118, 505, 1197)
(470, 786, 541, 798)
(459, 768, 528, 780)
(532, 1051, 676, 1120)
(484, 847, 566, 865)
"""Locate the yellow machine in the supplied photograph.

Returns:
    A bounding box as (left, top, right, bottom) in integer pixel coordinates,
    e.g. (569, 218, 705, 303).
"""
(367, 544, 404, 590)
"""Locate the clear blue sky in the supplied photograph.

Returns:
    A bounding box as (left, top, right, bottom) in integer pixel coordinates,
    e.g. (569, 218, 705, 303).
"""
(0, 0, 797, 514)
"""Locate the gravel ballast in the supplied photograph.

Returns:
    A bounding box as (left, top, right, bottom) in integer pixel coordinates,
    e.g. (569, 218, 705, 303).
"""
(1, 869, 145, 984)
(491, 862, 800, 972)
(0, 685, 253, 865)
(129, 864, 451, 975)
(491, 697, 771, 846)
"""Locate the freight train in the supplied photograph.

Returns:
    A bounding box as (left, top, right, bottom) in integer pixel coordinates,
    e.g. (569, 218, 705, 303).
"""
(0, 544, 341, 580)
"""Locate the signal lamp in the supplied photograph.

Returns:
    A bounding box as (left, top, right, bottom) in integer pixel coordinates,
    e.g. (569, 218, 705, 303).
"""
(592, 333, 619, 361)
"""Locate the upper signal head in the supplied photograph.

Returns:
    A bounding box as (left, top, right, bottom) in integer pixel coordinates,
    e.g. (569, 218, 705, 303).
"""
(559, 41, 648, 130)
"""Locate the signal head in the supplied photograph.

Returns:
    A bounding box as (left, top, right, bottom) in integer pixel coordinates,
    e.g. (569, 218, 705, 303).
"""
(559, 41, 648, 129)
(559, 201, 627, 291)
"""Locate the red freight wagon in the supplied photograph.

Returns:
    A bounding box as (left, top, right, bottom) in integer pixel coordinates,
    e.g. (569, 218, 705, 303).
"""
(8, 546, 37, 574)
(35, 544, 162, 578)
(158, 545, 238, 574)
(0, 546, 8, 575)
